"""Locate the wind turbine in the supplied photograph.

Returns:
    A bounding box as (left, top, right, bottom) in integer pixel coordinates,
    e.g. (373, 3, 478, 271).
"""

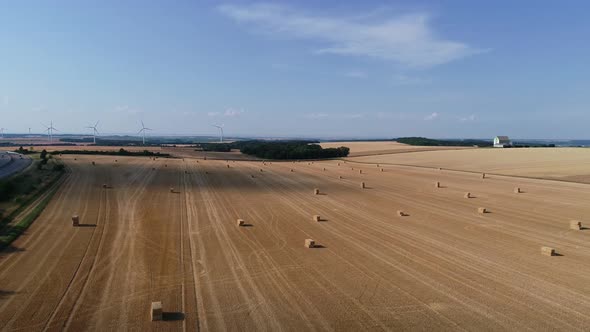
(138, 121, 152, 145)
(212, 124, 224, 143)
(86, 121, 100, 144)
(0, 128, 5, 139)
(43, 121, 58, 142)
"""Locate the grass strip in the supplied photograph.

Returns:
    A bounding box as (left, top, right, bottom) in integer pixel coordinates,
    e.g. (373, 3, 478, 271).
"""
(0, 171, 65, 250)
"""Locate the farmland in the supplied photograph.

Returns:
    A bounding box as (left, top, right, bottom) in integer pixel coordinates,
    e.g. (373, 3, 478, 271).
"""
(0, 150, 589, 330)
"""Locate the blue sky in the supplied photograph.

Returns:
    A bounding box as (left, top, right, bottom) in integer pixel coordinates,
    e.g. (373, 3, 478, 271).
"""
(1, 1, 589, 139)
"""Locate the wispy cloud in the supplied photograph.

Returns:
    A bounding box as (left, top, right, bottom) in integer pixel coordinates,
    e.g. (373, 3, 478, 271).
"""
(114, 105, 142, 115)
(303, 112, 329, 119)
(224, 107, 245, 117)
(424, 112, 439, 121)
(218, 3, 483, 68)
(208, 108, 245, 117)
(458, 114, 476, 122)
(343, 70, 368, 79)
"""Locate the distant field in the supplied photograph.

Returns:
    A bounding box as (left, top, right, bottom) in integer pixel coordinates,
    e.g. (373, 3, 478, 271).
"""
(320, 141, 472, 157)
(349, 147, 590, 183)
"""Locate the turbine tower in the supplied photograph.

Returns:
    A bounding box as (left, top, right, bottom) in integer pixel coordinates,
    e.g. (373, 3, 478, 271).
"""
(0, 128, 5, 139)
(213, 124, 224, 143)
(138, 121, 152, 145)
(86, 121, 100, 144)
(43, 121, 58, 143)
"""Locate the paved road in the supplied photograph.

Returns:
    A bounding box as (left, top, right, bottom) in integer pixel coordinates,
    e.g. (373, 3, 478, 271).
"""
(0, 152, 32, 179)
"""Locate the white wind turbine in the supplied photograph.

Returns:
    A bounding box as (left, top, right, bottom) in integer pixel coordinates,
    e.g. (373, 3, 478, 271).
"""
(86, 121, 100, 144)
(0, 128, 5, 139)
(43, 121, 58, 142)
(138, 121, 152, 145)
(212, 124, 224, 143)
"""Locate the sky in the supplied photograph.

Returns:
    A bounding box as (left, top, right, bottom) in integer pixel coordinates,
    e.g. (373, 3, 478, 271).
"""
(1, 0, 589, 139)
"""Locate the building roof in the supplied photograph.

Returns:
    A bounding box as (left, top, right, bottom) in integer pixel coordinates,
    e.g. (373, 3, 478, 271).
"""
(495, 136, 510, 141)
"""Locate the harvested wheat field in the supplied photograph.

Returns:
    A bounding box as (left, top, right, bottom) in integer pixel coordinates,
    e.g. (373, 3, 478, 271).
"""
(1, 154, 590, 331)
(320, 141, 472, 157)
(350, 147, 590, 183)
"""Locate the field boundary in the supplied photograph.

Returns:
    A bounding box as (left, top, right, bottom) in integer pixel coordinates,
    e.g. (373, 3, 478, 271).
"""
(0, 169, 68, 250)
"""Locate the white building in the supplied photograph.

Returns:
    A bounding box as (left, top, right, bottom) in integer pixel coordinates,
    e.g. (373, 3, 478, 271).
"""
(493, 136, 511, 148)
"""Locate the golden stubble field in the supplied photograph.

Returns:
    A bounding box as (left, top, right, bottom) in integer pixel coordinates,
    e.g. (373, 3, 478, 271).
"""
(0, 150, 590, 331)
(320, 141, 471, 157)
(349, 147, 590, 183)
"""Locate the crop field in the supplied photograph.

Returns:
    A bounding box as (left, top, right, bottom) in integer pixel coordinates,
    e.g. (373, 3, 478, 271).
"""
(349, 147, 590, 183)
(1, 152, 590, 331)
(320, 141, 471, 157)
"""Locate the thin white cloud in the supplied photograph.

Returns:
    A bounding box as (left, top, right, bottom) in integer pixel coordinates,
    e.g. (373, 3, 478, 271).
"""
(209, 108, 245, 117)
(114, 105, 142, 115)
(458, 114, 476, 122)
(344, 70, 368, 79)
(303, 113, 329, 119)
(224, 108, 245, 117)
(424, 112, 439, 121)
(218, 3, 483, 68)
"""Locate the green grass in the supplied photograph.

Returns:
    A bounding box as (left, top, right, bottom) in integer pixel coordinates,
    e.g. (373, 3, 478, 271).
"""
(0, 171, 65, 250)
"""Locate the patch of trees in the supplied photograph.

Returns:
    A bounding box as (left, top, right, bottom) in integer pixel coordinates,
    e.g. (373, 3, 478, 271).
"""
(49, 148, 171, 157)
(14, 147, 36, 155)
(232, 140, 349, 160)
(396, 137, 493, 147)
(196, 143, 232, 152)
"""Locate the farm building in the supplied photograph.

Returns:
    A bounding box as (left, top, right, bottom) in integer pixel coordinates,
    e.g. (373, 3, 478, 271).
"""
(494, 136, 512, 148)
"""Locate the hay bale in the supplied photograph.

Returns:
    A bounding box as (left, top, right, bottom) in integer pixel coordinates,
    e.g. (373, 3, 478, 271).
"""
(570, 220, 582, 230)
(541, 246, 555, 256)
(227, 164, 230, 168)
(72, 215, 79, 226)
(115, 159, 118, 163)
(478, 207, 487, 214)
(338, 176, 342, 179)
(102, 184, 107, 188)
(170, 187, 175, 193)
(290, 169, 294, 172)
(397, 210, 405, 217)
(514, 187, 521, 193)
(251, 174, 255, 178)
(323, 168, 326, 171)
(312, 215, 320, 222)
(359, 170, 363, 174)
(360, 182, 365, 189)
(464, 192, 471, 198)
(259, 169, 263, 172)
(380, 168, 384, 172)
(314, 188, 320, 195)
(304, 239, 315, 248)
(151, 301, 163, 321)
(337, 163, 340, 166)
(435, 181, 440, 188)
(482, 173, 486, 179)
(92, 161, 95, 166)
(237, 219, 245, 227)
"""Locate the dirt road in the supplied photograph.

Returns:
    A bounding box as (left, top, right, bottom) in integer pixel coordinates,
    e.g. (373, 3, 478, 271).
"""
(1, 155, 589, 330)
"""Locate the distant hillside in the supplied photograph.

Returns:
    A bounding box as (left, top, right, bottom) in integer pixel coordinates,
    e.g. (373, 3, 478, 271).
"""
(395, 137, 492, 147)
